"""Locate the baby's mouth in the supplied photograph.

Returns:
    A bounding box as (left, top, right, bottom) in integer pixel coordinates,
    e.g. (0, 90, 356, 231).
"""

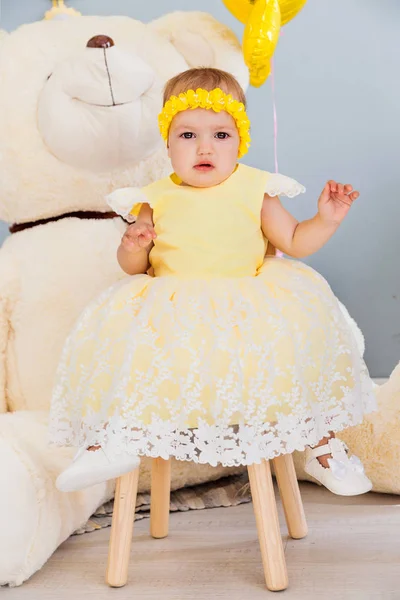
(194, 162, 215, 172)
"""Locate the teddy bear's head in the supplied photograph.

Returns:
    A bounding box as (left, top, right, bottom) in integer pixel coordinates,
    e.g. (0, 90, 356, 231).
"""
(0, 13, 247, 226)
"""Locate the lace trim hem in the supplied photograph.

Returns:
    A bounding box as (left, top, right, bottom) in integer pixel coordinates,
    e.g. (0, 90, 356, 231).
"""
(49, 389, 376, 467)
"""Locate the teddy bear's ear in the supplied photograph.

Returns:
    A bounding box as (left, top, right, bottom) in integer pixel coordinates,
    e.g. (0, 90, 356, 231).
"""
(149, 11, 249, 91)
(0, 30, 8, 42)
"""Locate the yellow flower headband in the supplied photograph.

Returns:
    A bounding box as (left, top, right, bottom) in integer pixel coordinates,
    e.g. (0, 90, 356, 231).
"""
(158, 87, 251, 158)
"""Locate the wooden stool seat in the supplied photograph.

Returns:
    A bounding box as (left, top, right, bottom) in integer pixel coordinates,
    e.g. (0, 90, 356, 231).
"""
(106, 453, 307, 592)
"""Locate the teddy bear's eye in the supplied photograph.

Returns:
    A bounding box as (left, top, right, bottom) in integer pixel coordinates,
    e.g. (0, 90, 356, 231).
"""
(47, 74, 52, 81)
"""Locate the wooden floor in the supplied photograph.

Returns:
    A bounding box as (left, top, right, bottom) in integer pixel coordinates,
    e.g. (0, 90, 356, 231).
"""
(3, 482, 399, 599)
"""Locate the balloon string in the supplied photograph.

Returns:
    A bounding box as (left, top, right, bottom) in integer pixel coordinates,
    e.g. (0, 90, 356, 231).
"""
(270, 57, 279, 174)
(270, 56, 283, 257)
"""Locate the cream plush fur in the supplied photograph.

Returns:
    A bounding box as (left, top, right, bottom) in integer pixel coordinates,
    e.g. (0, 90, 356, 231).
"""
(0, 10, 397, 589)
(0, 13, 247, 586)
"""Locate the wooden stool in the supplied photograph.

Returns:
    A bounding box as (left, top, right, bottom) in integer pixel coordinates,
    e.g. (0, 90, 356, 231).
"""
(106, 453, 307, 592)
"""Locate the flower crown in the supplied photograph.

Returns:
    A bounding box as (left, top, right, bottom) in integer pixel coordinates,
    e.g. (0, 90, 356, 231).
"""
(158, 87, 251, 158)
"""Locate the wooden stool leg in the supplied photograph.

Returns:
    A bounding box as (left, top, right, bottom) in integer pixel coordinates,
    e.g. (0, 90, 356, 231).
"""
(248, 461, 288, 592)
(150, 457, 171, 539)
(106, 469, 139, 588)
(273, 454, 308, 540)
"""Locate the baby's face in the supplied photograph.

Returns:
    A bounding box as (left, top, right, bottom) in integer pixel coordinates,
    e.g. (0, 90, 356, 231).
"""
(168, 108, 240, 187)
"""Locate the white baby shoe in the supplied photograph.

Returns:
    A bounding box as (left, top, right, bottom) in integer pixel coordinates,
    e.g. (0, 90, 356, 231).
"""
(304, 437, 372, 496)
(56, 441, 140, 493)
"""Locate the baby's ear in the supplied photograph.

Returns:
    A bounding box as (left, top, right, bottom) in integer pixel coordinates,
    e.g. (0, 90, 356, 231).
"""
(149, 11, 249, 91)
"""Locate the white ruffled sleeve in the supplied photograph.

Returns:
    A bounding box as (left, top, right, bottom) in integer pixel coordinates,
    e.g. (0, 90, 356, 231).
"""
(106, 187, 150, 223)
(264, 174, 306, 198)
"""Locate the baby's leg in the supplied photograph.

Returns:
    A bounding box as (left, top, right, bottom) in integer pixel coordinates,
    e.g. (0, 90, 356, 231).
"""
(310, 433, 335, 468)
(305, 433, 372, 496)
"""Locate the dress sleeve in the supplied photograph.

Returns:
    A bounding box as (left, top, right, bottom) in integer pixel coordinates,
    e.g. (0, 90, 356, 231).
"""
(264, 174, 306, 198)
(106, 187, 151, 223)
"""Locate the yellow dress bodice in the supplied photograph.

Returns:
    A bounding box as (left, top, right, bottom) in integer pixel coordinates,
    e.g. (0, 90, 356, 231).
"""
(134, 164, 269, 278)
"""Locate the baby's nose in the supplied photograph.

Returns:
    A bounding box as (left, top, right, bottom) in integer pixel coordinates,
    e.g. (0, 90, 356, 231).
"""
(198, 140, 213, 153)
(86, 35, 115, 49)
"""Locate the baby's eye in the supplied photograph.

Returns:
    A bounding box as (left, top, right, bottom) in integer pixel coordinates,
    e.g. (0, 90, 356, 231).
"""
(180, 132, 195, 139)
(215, 132, 230, 139)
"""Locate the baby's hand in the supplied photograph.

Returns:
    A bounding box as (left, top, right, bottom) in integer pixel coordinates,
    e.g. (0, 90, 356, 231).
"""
(121, 221, 156, 252)
(318, 180, 360, 225)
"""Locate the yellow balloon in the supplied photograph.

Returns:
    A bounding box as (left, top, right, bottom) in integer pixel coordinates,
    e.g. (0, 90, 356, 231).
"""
(222, 0, 251, 24)
(279, 0, 307, 26)
(223, 0, 306, 26)
(242, 0, 280, 87)
(250, 59, 272, 88)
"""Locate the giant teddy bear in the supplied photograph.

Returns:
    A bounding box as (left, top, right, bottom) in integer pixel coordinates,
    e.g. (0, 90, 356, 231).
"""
(0, 9, 398, 589)
(0, 12, 248, 586)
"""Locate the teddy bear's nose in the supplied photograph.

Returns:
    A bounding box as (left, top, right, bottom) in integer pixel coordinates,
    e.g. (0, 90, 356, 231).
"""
(86, 35, 115, 49)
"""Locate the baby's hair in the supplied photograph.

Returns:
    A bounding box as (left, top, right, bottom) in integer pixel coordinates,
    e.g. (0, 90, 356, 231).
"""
(163, 67, 247, 108)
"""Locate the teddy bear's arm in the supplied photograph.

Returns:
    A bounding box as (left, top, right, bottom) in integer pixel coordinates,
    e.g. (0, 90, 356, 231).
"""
(0, 243, 19, 413)
(0, 297, 8, 413)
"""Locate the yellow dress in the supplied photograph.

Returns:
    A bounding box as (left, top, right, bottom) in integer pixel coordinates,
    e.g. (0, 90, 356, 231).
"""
(49, 164, 376, 466)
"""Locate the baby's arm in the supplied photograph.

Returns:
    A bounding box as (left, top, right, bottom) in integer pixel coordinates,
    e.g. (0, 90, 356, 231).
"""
(261, 180, 359, 258)
(261, 195, 337, 258)
(117, 203, 156, 275)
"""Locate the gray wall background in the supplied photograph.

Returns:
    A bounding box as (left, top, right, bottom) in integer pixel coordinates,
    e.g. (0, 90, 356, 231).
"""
(1, 0, 399, 377)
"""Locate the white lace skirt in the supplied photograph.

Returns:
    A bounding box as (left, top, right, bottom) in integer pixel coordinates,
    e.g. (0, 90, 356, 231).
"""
(49, 257, 376, 466)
